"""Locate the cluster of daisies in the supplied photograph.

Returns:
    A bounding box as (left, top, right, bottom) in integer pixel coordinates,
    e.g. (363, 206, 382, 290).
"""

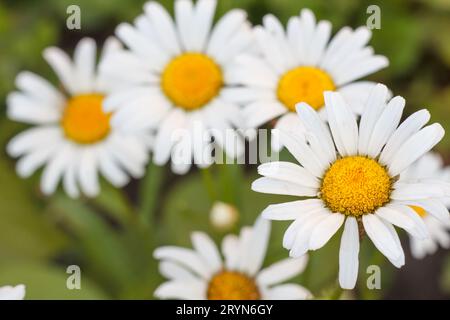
(4, 0, 450, 300)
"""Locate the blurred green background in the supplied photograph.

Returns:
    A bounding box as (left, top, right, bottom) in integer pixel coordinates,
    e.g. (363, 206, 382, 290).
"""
(0, 0, 449, 299)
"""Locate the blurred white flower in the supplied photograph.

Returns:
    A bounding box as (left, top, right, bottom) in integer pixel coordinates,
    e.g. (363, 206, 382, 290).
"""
(252, 84, 450, 289)
(401, 152, 450, 258)
(101, 0, 256, 174)
(227, 9, 388, 151)
(209, 201, 239, 231)
(6, 37, 149, 198)
(154, 217, 311, 300)
(0, 285, 25, 300)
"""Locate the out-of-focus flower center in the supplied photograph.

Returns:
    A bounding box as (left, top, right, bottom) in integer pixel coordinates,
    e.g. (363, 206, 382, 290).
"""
(277, 66, 335, 111)
(410, 205, 428, 218)
(207, 270, 260, 300)
(61, 94, 111, 144)
(161, 53, 223, 111)
(320, 156, 392, 216)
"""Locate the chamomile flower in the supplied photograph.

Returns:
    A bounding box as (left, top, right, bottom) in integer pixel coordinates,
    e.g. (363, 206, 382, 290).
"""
(226, 9, 388, 151)
(100, 0, 255, 174)
(0, 285, 25, 300)
(401, 152, 450, 259)
(6, 38, 149, 198)
(252, 84, 450, 289)
(154, 218, 311, 300)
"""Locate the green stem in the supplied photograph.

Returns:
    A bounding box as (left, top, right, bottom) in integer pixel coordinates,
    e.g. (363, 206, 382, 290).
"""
(201, 167, 216, 202)
(139, 162, 164, 227)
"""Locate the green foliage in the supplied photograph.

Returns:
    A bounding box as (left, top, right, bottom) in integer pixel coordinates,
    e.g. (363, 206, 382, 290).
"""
(0, 0, 449, 299)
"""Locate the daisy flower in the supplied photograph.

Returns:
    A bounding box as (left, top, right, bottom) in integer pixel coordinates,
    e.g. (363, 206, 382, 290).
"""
(226, 9, 388, 151)
(401, 152, 450, 259)
(6, 37, 149, 198)
(154, 218, 311, 300)
(252, 84, 450, 289)
(0, 284, 25, 300)
(100, 0, 255, 174)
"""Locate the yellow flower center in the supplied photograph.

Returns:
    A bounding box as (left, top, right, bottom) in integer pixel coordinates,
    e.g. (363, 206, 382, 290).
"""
(161, 53, 223, 111)
(207, 271, 260, 300)
(277, 66, 335, 112)
(61, 94, 111, 144)
(320, 156, 393, 216)
(410, 205, 428, 218)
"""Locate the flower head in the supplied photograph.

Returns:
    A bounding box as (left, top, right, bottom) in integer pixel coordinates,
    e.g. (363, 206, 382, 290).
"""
(101, 0, 256, 174)
(226, 9, 388, 151)
(154, 218, 311, 300)
(6, 38, 149, 198)
(252, 84, 450, 289)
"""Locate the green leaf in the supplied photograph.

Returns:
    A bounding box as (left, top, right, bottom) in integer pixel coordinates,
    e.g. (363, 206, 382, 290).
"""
(0, 261, 108, 300)
(47, 195, 160, 299)
(0, 129, 67, 259)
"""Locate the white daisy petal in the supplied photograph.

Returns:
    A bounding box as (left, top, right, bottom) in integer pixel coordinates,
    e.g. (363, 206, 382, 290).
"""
(243, 100, 286, 128)
(279, 130, 327, 178)
(264, 284, 311, 300)
(115, 23, 168, 69)
(97, 146, 130, 188)
(271, 112, 303, 152)
(257, 255, 308, 286)
(388, 124, 444, 176)
(362, 214, 402, 262)
(379, 109, 431, 165)
(143, 1, 181, 56)
(220, 87, 275, 105)
(405, 199, 450, 225)
(43, 47, 77, 94)
(159, 261, 199, 281)
(221, 234, 240, 270)
(190, 0, 217, 52)
(78, 147, 100, 198)
(154, 280, 206, 300)
(175, 0, 195, 51)
(358, 83, 388, 155)
(74, 37, 97, 92)
(324, 91, 358, 156)
(257, 161, 320, 189)
(251, 177, 318, 197)
(154, 247, 212, 279)
(296, 102, 336, 163)
(375, 206, 415, 232)
(392, 182, 447, 200)
(63, 157, 80, 199)
(191, 232, 222, 274)
(384, 204, 429, 239)
(308, 21, 332, 66)
(338, 81, 379, 115)
(367, 96, 405, 158)
(40, 143, 72, 195)
(262, 199, 324, 221)
(334, 55, 388, 86)
(381, 219, 405, 268)
(153, 109, 187, 165)
(207, 9, 247, 57)
(309, 212, 345, 250)
(254, 26, 287, 74)
(16, 144, 60, 178)
(242, 217, 271, 276)
(289, 209, 330, 257)
(15, 71, 65, 107)
(7, 92, 61, 124)
(6, 126, 62, 157)
(339, 217, 360, 290)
